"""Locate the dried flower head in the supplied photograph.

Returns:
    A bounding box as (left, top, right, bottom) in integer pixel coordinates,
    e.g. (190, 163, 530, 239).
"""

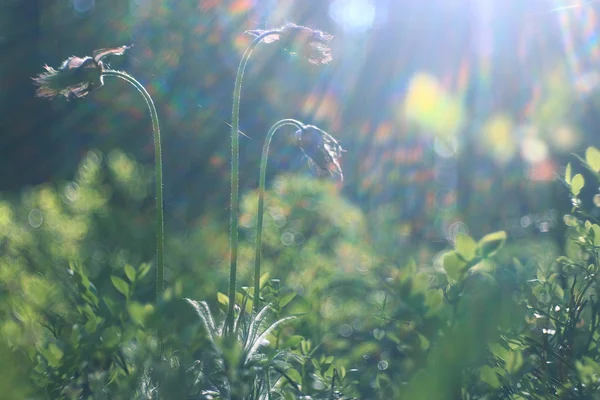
(246, 23, 333, 65)
(295, 124, 344, 181)
(34, 45, 131, 99)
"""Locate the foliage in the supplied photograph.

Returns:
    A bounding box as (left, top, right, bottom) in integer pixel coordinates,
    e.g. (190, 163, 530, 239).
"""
(0, 150, 154, 398)
(5, 136, 600, 399)
(8, 2, 600, 398)
(0, 152, 357, 399)
(239, 147, 600, 399)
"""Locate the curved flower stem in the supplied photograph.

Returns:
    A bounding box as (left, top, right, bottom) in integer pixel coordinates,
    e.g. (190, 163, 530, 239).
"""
(254, 119, 304, 314)
(102, 70, 165, 303)
(227, 30, 279, 334)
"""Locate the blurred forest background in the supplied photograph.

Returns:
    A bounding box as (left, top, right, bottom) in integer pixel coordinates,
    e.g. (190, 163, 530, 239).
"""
(5, 0, 596, 240)
(3, 0, 600, 398)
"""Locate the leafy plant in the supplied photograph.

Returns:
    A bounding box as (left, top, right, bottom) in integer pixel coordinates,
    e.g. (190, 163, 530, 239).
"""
(21, 21, 600, 400)
(185, 295, 299, 399)
(482, 146, 600, 399)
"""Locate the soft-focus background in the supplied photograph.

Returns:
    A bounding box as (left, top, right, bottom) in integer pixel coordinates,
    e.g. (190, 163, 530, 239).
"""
(5, 0, 598, 240)
(3, 0, 600, 398)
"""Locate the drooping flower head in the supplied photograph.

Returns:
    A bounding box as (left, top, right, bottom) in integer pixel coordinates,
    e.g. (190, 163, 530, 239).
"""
(33, 45, 131, 100)
(246, 23, 333, 65)
(295, 124, 344, 181)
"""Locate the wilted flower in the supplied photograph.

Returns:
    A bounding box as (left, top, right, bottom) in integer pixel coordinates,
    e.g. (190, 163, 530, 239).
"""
(246, 23, 333, 65)
(295, 124, 344, 181)
(33, 45, 131, 99)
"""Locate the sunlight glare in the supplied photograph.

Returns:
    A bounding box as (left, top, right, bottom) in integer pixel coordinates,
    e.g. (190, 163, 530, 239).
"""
(404, 73, 464, 139)
(329, 0, 377, 34)
(521, 135, 549, 164)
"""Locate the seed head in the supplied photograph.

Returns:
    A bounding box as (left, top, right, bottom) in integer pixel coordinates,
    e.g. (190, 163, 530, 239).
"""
(33, 45, 131, 100)
(295, 124, 344, 181)
(246, 23, 333, 65)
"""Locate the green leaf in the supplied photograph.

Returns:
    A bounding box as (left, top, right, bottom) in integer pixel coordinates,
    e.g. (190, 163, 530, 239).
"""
(592, 224, 600, 246)
(311, 358, 320, 370)
(506, 351, 524, 374)
(128, 302, 153, 326)
(571, 174, 585, 196)
(554, 283, 565, 300)
(507, 340, 526, 351)
(282, 335, 304, 348)
(137, 263, 151, 280)
(101, 326, 121, 348)
(286, 368, 302, 383)
(489, 343, 509, 360)
(565, 162, 572, 184)
(84, 317, 100, 334)
(235, 292, 252, 313)
(556, 256, 571, 265)
(412, 272, 430, 292)
(279, 292, 296, 308)
(480, 365, 501, 388)
(107, 368, 120, 385)
(586, 147, 600, 172)
(124, 264, 136, 283)
(477, 231, 507, 258)
(512, 258, 524, 272)
(48, 343, 63, 364)
(418, 334, 430, 351)
(301, 340, 310, 355)
(443, 251, 466, 281)
(217, 292, 229, 307)
(259, 272, 271, 288)
(536, 268, 546, 283)
(425, 289, 444, 315)
(455, 233, 477, 260)
(111, 276, 129, 297)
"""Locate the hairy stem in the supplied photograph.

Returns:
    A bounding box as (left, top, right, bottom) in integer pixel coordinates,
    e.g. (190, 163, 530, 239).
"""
(254, 119, 304, 314)
(227, 30, 279, 334)
(102, 70, 165, 303)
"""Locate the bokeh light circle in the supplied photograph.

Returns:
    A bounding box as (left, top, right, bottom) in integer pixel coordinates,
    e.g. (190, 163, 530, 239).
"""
(28, 209, 43, 228)
(72, 0, 94, 14)
(447, 221, 469, 243)
(377, 360, 389, 371)
(329, 0, 376, 34)
(521, 135, 549, 164)
(280, 231, 294, 246)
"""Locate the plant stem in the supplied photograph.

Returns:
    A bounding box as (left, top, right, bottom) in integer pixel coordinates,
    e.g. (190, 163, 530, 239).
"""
(102, 70, 165, 303)
(254, 119, 304, 314)
(227, 30, 279, 334)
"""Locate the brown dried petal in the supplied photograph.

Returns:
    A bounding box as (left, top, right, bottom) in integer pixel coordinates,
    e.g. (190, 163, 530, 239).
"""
(246, 23, 333, 65)
(61, 56, 95, 69)
(295, 125, 344, 181)
(34, 46, 129, 100)
(307, 42, 333, 65)
(93, 45, 132, 63)
(280, 23, 333, 44)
